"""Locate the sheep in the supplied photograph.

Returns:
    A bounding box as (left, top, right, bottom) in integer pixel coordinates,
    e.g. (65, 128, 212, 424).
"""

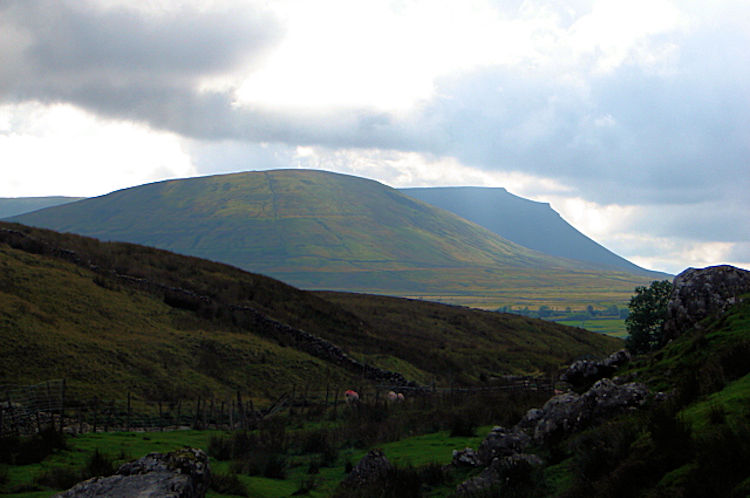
(387, 391, 398, 402)
(344, 389, 360, 404)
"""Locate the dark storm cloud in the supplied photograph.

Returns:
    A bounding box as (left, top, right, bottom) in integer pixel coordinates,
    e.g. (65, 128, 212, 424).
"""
(0, 0, 283, 136)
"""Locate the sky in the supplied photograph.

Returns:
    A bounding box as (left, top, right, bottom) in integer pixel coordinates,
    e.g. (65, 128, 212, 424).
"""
(0, 0, 748, 275)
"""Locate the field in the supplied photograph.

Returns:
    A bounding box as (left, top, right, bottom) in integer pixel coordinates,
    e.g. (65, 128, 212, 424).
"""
(556, 318, 627, 337)
(0, 387, 549, 497)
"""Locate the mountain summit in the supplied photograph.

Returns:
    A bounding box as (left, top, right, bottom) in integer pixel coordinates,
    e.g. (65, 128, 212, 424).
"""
(10, 169, 656, 307)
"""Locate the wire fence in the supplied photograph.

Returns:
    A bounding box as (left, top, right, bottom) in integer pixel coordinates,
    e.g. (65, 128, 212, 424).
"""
(1, 379, 65, 435)
(1, 376, 554, 436)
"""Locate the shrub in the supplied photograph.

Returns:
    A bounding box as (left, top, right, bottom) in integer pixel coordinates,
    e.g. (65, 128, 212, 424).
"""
(262, 453, 287, 479)
(234, 451, 287, 479)
(686, 422, 750, 498)
(210, 471, 248, 496)
(85, 448, 116, 478)
(570, 418, 641, 482)
(292, 476, 319, 495)
(0, 427, 67, 465)
(34, 466, 82, 490)
(208, 434, 233, 461)
(448, 413, 477, 437)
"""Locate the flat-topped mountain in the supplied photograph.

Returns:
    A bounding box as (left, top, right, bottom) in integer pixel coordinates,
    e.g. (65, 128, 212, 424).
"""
(400, 187, 664, 276)
(10, 169, 656, 308)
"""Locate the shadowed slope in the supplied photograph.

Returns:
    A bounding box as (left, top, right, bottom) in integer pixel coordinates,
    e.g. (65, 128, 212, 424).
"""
(0, 196, 83, 219)
(401, 186, 667, 277)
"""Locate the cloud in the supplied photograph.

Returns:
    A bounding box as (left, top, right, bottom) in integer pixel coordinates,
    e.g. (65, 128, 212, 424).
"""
(0, 0, 282, 137)
(0, 102, 196, 197)
(1, 0, 748, 274)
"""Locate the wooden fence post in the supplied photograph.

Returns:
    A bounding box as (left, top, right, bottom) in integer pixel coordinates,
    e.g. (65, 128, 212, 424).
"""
(236, 391, 243, 430)
(92, 398, 98, 433)
(126, 392, 131, 432)
(229, 399, 234, 431)
(193, 397, 201, 430)
(59, 379, 66, 433)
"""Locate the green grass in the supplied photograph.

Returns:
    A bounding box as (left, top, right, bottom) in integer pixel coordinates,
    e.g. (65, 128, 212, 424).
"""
(0, 425, 494, 497)
(557, 318, 627, 337)
(680, 373, 750, 433)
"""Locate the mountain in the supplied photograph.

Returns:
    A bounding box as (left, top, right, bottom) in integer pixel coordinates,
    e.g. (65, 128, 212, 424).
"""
(9, 169, 656, 309)
(0, 196, 83, 219)
(0, 222, 620, 399)
(400, 187, 663, 276)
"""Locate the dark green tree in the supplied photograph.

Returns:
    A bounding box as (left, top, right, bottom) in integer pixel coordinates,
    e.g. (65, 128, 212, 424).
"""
(625, 280, 673, 354)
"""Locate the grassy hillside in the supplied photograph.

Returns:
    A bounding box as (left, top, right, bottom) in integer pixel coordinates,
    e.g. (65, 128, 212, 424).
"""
(545, 297, 750, 497)
(317, 292, 620, 383)
(0, 221, 620, 401)
(10, 170, 655, 309)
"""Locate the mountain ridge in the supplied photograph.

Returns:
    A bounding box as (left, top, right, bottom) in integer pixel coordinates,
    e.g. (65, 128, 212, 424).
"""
(9, 169, 658, 308)
(400, 186, 666, 277)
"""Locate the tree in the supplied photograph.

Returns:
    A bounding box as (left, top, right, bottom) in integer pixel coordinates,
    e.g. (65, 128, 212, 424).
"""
(625, 280, 673, 354)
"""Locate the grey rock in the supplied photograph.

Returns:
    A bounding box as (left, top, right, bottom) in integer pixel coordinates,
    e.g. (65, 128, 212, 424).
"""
(54, 448, 210, 498)
(516, 407, 544, 432)
(341, 449, 392, 489)
(663, 265, 750, 341)
(560, 349, 631, 387)
(477, 426, 531, 465)
(533, 391, 582, 442)
(603, 349, 631, 369)
(533, 379, 649, 443)
(456, 453, 543, 496)
(452, 447, 482, 467)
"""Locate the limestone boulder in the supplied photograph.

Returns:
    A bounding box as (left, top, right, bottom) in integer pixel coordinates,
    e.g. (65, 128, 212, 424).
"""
(54, 448, 210, 498)
(663, 265, 750, 340)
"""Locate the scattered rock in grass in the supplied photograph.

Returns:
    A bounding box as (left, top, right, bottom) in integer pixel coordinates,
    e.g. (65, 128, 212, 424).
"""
(340, 449, 392, 490)
(53, 447, 210, 498)
(455, 453, 543, 496)
(451, 447, 481, 467)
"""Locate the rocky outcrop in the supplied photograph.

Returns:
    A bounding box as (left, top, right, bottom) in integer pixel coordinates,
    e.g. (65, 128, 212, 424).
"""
(340, 449, 393, 490)
(560, 349, 631, 387)
(527, 378, 648, 443)
(477, 426, 531, 465)
(455, 453, 543, 496)
(54, 448, 210, 498)
(663, 265, 750, 341)
(525, 378, 649, 443)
